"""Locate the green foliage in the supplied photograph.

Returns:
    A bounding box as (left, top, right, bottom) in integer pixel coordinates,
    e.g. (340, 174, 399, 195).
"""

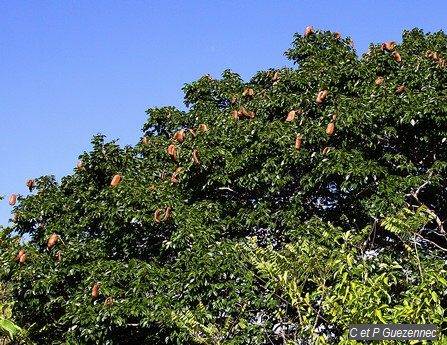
(1, 28, 446, 344)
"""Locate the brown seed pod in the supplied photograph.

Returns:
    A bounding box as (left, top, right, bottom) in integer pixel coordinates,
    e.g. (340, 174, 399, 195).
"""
(316, 90, 328, 104)
(173, 130, 185, 143)
(189, 129, 196, 136)
(396, 85, 405, 94)
(76, 160, 85, 171)
(19, 253, 27, 263)
(142, 136, 148, 145)
(425, 50, 433, 58)
(304, 26, 315, 37)
(322, 146, 332, 155)
(393, 51, 402, 62)
(15, 249, 26, 262)
(198, 123, 208, 132)
(326, 122, 335, 136)
(432, 52, 439, 61)
(91, 282, 99, 298)
(271, 71, 280, 82)
(162, 207, 171, 222)
(381, 41, 396, 52)
(167, 144, 177, 161)
(242, 88, 254, 97)
(231, 110, 240, 120)
(240, 106, 255, 119)
(47, 233, 59, 250)
(438, 58, 445, 69)
(153, 209, 162, 223)
(9, 194, 17, 206)
(104, 297, 113, 306)
(170, 174, 178, 184)
(375, 76, 385, 85)
(192, 149, 200, 165)
(170, 167, 184, 183)
(240, 106, 249, 117)
(111, 174, 122, 187)
(335, 32, 341, 40)
(56, 251, 62, 262)
(26, 179, 36, 192)
(285, 110, 296, 122)
(295, 135, 303, 151)
(331, 113, 337, 122)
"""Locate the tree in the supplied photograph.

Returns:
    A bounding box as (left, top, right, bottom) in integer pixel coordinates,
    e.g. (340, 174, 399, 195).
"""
(0, 27, 446, 344)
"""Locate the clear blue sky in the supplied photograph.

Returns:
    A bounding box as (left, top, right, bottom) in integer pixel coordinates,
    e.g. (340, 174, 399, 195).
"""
(1, 1, 446, 226)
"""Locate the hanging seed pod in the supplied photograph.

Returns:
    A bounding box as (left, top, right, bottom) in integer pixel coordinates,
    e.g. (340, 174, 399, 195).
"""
(393, 51, 402, 62)
(242, 88, 254, 97)
(240, 106, 249, 117)
(326, 122, 335, 136)
(9, 194, 17, 206)
(438, 58, 445, 69)
(162, 207, 172, 222)
(167, 144, 177, 161)
(15, 249, 26, 262)
(56, 251, 62, 262)
(173, 130, 185, 143)
(110, 174, 122, 186)
(47, 233, 59, 250)
(304, 26, 315, 37)
(153, 209, 162, 223)
(19, 253, 27, 263)
(192, 149, 200, 165)
(396, 85, 405, 94)
(26, 179, 36, 192)
(104, 297, 113, 306)
(375, 76, 385, 85)
(425, 50, 433, 58)
(91, 282, 99, 298)
(381, 41, 396, 52)
(286, 110, 296, 122)
(198, 123, 208, 132)
(189, 129, 196, 136)
(432, 52, 439, 61)
(295, 135, 303, 151)
(335, 32, 341, 40)
(142, 136, 149, 145)
(271, 71, 280, 82)
(316, 90, 328, 104)
(170, 166, 183, 183)
(322, 146, 332, 155)
(231, 110, 240, 120)
(246, 110, 255, 119)
(331, 114, 337, 122)
(76, 160, 85, 171)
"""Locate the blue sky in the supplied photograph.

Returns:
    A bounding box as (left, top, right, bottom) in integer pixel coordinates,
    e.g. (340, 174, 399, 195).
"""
(1, 1, 446, 226)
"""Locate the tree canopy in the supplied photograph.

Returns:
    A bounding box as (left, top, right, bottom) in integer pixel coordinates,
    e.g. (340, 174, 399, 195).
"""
(1, 27, 447, 344)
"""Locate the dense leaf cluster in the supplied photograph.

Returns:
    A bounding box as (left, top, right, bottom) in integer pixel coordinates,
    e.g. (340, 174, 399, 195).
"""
(1, 28, 446, 344)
